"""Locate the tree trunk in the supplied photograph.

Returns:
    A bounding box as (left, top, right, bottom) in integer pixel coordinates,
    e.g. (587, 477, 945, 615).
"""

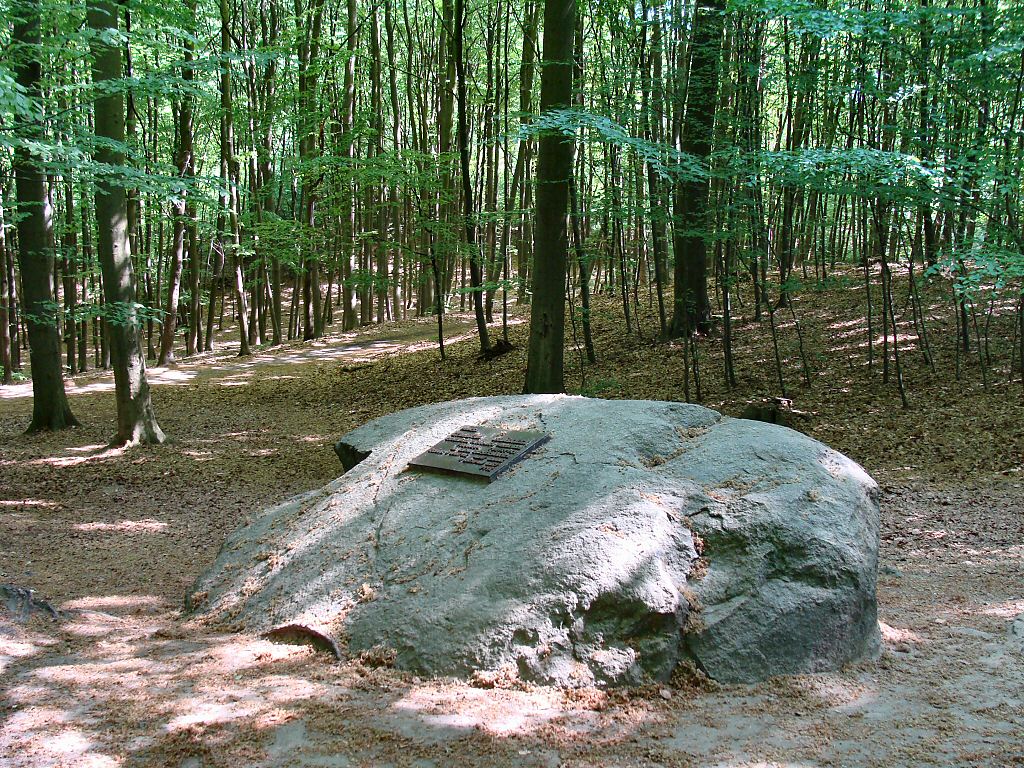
(524, 0, 575, 393)
(454, 0, 490, 353)
(182, 0, 200, 357)
(77, 201, 90, 371)
(220, 0, 250, 355)
(385, 0, 404, 321)
(296, 0, 326, 340)
(12, 0, 77, 429)
(158, 33, 195, 367)
(61, 172, 78, 375)
(340, 0, 358, 331)
(158, 202, 185, 366)
(87, 0, 164, 444)
(0, 199, 13, 384)
(516, 1, 538, 306)
(669, 0, 724, 337)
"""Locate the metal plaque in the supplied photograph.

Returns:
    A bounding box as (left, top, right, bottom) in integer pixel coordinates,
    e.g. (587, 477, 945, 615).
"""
(409, 425, 550, 482)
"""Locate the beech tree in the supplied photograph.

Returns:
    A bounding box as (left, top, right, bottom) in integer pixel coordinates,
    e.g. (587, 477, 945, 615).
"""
(0, 198, 11, 384)
(524, 0, 576, 394)
(454, 0, 490, 354)
(10, 0, 77, 431)
(1, 0, 1022, 410)
(87, 0, 164, 445)
(669, 0, 724, 337)
(157, 0, 196, 366)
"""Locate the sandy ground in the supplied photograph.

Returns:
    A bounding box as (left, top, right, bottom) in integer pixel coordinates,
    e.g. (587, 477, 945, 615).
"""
(1, 313, 1022, 767)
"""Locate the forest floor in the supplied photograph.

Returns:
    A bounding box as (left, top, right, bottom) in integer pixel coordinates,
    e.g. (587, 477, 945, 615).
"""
(1, 267, 1023, 767)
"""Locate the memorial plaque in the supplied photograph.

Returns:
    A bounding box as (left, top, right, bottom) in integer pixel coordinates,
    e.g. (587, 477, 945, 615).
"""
(409, 425, 550, 482)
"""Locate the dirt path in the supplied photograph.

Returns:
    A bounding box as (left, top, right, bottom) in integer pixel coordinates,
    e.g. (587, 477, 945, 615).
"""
(1, 316, 1022, 767)
(1, 313, 481, 401)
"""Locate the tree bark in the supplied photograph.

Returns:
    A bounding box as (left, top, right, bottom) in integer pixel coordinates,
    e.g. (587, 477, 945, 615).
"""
(220, 0, 250, 355)
(183, 0, 201, 356)
(0, 198, 13, 384)
(11, 0, 77, 429)
(61, 175, 78, 375)
(454, 0, 490, 353)
(669, 0, 724, 337)
(524, 0, 575, 393)
(296, 0, 326, 340)
(515, 1, 538, 306)
(87, 0, 164, 445)
(158, 2, 196, 365)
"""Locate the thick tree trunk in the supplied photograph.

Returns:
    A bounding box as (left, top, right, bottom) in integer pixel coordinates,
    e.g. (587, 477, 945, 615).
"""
(524, 0, 575, 393)
(669, 0, 724, 337)
(12, 0, 77, 429)
(87, 0, 163, 444)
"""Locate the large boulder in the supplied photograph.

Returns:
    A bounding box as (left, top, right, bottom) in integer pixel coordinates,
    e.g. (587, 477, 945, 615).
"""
(188, 396, 880, 686)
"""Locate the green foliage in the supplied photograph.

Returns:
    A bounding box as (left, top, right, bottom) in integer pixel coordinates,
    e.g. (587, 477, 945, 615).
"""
(525, 108, 708, 183)
(2, 0, 1022, 391)
(23, 300, 165, 328)
(928, 243, 1024, 301)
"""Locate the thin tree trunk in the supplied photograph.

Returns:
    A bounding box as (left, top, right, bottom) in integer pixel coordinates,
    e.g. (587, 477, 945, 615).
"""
(220, 0, 250, 355)
(182, 0, 200, 357)
(0, 200, 13, 384)
(454, 0, 490, 353)
(569, 174, 595, 364)
(77, 201, 90, 372)
(61, 176, 78, 374)
(158, 37, 195, 367)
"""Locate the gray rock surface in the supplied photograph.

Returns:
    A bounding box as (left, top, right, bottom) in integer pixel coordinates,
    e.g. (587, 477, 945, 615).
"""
(1, 585, 64, 622)
(188, 395, 880, 686)
(1010, 615, 1024, 653)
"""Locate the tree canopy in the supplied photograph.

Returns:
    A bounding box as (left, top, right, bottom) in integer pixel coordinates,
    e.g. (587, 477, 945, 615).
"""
(1, 0, 1022, 416)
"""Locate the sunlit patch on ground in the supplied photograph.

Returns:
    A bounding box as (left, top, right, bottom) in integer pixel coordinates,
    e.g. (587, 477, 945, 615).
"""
(980, 598, 1024, 619)
(63, 380, 117, 396)
(879, 621, 925, 646)
(20, 445, 126, 469)
(62, 595, 169, 613)
(393, 684, 567, 736)
(0, 383, 32, 400)
(72, 519, 168, 533)
(0, 628, 56, 674)
(144, 368, 198, 386)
